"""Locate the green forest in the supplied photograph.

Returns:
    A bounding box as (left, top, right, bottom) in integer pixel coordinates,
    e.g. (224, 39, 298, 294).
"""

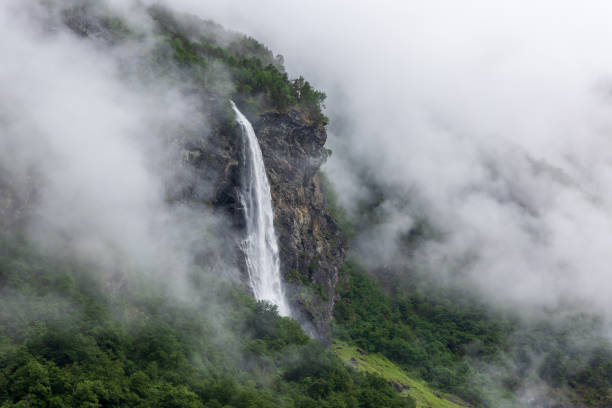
(0, 234, 413, 408)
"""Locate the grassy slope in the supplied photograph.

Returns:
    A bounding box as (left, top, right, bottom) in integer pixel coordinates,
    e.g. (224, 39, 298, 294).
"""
(332, 340, 471, 408)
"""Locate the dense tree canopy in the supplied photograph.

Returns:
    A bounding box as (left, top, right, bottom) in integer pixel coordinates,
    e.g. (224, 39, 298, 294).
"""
(0, 234, 415, 408)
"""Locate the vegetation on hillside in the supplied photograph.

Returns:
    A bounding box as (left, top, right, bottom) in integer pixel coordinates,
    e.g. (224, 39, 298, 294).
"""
(60, 3, 328, 125)
(333, 259, 506, 406)
(4, 3, 609, 407)
(0, 233, 415, 408)
(333, 341, 470, 408)
(147, 6, 328, 125)
(320, 176, 612, 407)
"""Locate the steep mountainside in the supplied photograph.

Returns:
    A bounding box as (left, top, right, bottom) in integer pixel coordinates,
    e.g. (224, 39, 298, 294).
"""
(0, 3, 416, 408)
(3, 3, 611, 408)
(56, 2, 345, 338)
(185, 105, 345, 340)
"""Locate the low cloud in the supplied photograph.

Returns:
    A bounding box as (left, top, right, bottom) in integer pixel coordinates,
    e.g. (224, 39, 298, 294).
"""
(0, 0, 238, 297)
(162, 0, 612, 321)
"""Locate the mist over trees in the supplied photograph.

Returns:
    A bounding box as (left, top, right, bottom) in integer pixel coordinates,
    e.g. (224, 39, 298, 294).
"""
(1, 1, 612, 407)
(0, 1, 408, 407)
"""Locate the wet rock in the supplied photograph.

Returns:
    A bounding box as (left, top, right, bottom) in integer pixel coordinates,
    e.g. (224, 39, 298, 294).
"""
(388, 380, 410, 393)
(185, 102, 346, 342)
(253, 110, 346, 342)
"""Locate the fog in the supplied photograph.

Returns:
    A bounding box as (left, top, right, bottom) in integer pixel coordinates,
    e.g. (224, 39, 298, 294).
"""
(0, 0, 238, 297)
(4, 0, 612, 329)
(155, 0, 612, 321)
(2, 1, 611, 404)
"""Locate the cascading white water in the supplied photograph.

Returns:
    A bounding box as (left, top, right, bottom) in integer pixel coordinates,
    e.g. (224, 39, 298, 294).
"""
(231, 101, 291, 316)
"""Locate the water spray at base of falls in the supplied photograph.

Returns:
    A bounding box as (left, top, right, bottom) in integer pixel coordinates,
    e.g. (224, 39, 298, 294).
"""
(231, 101, 291, 317)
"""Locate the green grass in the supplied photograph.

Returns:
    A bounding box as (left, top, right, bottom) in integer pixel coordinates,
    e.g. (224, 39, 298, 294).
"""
(332, 340, 471, 408)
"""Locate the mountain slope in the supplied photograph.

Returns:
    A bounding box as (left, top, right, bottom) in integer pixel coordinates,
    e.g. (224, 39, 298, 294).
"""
(0, 1, 411, 407)
(333, 341, 470, 408)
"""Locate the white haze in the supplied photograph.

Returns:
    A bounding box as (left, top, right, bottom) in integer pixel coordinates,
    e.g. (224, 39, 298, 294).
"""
(0, 0, 237, 295)
(4, 0, 612, 329)
(162, 0, 612, 321)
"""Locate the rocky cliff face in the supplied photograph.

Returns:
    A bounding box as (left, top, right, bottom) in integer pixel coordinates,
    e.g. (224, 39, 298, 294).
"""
(253, 111, 346, 342)
(185, 105, 346, 341)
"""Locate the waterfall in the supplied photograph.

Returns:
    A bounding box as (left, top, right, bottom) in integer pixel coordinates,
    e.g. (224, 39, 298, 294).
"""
(231, 101, 291, 316)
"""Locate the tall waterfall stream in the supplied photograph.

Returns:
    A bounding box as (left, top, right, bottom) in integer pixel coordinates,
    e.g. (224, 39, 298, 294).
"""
(231, 101, 291, 316)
